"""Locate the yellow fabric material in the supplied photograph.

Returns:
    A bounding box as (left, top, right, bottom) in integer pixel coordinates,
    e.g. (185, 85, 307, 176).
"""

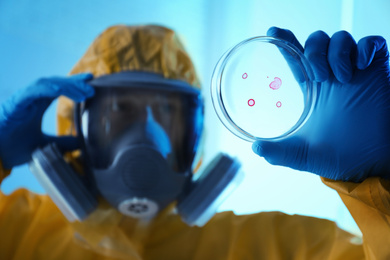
(0, 184, 365, 259)
(322, 177, 390, 260)
(69, 24, 200, 88)
(0, 158, 370, 260)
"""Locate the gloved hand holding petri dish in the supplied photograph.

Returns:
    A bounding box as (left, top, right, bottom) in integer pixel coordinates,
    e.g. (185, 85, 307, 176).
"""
(211, 37, 318, 141)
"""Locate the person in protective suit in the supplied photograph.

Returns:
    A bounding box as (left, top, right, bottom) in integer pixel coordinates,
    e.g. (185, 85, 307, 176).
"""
(0, 24, 389, 259)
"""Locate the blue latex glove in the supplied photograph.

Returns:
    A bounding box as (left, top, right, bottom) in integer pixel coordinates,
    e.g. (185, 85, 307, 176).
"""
(252, 27, 390, 182)
(0, 73, 95, 169)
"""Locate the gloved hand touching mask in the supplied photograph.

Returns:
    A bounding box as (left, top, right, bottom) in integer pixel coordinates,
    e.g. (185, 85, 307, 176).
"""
(0, 73, 94, 169)
(252, 27, 390, 182)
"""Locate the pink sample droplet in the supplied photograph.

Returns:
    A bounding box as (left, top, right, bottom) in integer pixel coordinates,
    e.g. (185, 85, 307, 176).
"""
(276, 101, 282, 108)
(242, 73, 248, 79)
(248, 99, 255, 107)
(269, 77, 282, 90)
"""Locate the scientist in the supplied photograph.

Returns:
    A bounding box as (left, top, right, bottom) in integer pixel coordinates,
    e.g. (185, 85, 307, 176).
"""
(0, 25, 389, 259)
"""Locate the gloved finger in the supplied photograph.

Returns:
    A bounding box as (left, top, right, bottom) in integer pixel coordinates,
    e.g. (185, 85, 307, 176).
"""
(267, 27, 304, 53)
(63, 73, 95, 100)
(304, 31, 331, 82)
(68, 72, 94, 82)
(15, 73, 95, 108)
(357, 36, 389, 69)
(267, 27, 306, 83)
(328, 31, 357, 83)
(44, 135, 81, 152)
(252, 137, 308, 171)
(42, 73, 95, 102)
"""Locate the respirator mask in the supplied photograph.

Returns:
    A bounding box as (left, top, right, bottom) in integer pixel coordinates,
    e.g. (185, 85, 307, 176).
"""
(29, 72, 243, 226)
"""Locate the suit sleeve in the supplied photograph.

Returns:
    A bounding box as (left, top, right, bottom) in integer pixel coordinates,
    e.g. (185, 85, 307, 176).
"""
(322, 177, 390, 260)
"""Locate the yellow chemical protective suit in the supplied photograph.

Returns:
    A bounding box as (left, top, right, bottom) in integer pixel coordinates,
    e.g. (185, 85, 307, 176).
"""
(0, 25, 389, 260)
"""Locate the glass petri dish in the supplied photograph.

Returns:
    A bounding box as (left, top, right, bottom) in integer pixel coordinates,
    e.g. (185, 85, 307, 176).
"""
(211, 36, 317, 142)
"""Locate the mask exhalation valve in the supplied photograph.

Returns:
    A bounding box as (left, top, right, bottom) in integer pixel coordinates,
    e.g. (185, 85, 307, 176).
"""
(118, 197, 159, 218)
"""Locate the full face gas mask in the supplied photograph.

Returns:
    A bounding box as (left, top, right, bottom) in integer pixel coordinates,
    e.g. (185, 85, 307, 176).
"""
(29, 72, 243, 226)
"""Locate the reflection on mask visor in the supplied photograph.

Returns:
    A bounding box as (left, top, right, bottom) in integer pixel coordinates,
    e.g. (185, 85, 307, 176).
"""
(79, 87, 203, 173)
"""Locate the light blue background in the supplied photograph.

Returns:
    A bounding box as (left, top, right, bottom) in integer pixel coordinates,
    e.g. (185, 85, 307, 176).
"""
(1, 0, 389, 236)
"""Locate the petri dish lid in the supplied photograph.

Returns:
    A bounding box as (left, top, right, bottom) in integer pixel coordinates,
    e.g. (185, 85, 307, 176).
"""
(211, 36, 317, 142)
